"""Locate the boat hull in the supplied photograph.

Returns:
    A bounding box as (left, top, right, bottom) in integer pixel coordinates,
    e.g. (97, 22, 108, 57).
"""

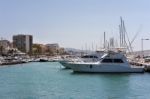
(68, 63, 144, 73)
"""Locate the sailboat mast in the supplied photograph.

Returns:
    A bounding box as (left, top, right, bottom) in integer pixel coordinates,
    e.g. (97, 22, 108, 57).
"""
(104, 32, 106, 49)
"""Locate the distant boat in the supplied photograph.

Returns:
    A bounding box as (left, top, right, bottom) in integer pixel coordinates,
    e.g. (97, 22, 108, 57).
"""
(39, 58, 49, 62)
(67, 51, 144, 73)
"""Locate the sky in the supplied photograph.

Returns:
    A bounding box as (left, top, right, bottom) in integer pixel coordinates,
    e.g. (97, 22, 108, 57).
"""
(0, 0, 150, 51)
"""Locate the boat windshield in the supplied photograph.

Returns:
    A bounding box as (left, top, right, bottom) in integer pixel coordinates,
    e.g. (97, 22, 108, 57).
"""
(101, 59, 124, 63)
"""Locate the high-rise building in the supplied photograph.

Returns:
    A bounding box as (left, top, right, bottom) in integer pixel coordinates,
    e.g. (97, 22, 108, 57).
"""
(13, 34, 33, 53)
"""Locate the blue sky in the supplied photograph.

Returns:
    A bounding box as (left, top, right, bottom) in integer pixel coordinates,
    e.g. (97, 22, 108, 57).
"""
(0, 0, 150, 51)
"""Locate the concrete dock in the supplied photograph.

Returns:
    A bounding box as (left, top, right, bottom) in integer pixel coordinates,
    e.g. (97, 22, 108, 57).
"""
(130, 61, 150, 72)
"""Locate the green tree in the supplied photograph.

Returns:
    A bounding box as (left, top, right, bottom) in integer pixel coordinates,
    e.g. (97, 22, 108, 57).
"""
(32, 44, 42, 55)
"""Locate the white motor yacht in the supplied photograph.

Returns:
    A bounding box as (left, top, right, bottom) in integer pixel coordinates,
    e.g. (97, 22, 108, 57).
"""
(67, 51, 144, 73)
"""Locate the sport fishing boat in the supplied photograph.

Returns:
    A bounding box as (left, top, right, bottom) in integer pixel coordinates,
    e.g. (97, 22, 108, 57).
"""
(67, 51, 144, 73)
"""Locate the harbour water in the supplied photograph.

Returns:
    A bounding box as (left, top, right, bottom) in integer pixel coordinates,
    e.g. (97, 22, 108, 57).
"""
(0, 62, 150, 99)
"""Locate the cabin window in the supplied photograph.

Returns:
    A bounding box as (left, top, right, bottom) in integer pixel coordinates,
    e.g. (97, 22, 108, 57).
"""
(113, 59, 124, 63)
(102, 59, 113, 63)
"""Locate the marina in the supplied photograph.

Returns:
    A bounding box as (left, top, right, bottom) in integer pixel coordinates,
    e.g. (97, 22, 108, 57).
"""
(1, 53, 150, 73)
(1, 0, 150, 98)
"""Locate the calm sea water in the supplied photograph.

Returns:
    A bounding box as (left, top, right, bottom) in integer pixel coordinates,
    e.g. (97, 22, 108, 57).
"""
(0, 62, 150, 99)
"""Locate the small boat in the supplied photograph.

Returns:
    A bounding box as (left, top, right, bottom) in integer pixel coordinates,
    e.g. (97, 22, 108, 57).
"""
(59, 60, 72, 69)
(59, 51, 105, 69)
(59, 58, 83, 69)
(39, 58, 49, 62)
(67, 51, 144, 73)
